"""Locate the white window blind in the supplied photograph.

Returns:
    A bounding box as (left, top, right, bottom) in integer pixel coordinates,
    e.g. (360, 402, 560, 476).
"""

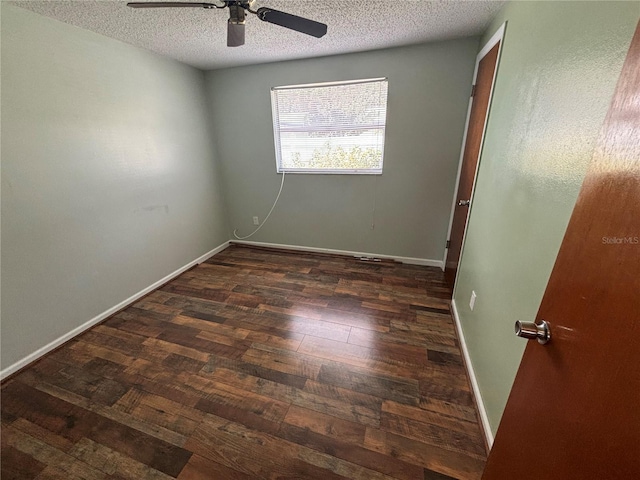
(271, 78, 388, 174)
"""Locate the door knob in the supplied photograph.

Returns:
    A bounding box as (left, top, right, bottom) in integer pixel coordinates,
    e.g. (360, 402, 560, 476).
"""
(458, 199, 470, 206)
(515, 320, 551, 344)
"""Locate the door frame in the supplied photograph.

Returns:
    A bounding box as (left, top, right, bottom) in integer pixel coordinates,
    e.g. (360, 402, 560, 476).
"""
(442, 23, 507, 286)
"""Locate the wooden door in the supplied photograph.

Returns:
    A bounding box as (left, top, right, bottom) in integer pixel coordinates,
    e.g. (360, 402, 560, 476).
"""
(445, 39, 501, 289)
(482, 22, 640, 480)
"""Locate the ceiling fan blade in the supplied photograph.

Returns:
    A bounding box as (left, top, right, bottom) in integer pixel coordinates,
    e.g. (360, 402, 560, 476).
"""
(227, 21, 245, 47)
(256, 7, 327, 38)
(127, 2, 221, 8)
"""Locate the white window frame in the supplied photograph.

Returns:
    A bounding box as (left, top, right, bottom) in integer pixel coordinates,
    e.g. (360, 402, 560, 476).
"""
(270, 78, 388, 175)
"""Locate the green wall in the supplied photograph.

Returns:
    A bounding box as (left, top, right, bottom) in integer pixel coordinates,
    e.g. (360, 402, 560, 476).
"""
(1, 4, 229, 371)
(454, 1, 639, 436)
(205, 39, 479, 262)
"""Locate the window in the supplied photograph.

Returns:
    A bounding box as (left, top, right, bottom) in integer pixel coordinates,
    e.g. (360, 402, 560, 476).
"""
(271, 78, 388, 174)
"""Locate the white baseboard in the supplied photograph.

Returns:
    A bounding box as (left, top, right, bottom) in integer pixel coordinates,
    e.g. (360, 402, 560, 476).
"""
(230, 240, 443, 268)
(0, 241, 230, 381)
(451, 299, 495, 448)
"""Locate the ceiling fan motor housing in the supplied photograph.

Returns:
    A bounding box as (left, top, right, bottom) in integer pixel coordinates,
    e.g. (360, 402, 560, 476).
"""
(227, 0, 255, 16)
(228, 4, 246, 25)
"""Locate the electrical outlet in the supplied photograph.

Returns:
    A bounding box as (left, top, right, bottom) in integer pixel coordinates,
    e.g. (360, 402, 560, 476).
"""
(252, 216, 259, 226)
(469, 291, 477, 311)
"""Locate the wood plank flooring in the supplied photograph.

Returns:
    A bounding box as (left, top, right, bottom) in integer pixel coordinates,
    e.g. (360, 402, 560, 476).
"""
(1, 245, 487, 480)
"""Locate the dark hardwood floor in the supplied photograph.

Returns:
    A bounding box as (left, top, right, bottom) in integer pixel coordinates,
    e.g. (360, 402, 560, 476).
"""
(1, 245, 487, 480)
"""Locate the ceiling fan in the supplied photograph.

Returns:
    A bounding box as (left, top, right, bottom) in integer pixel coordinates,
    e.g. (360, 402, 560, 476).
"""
(126, 1, 328, 47)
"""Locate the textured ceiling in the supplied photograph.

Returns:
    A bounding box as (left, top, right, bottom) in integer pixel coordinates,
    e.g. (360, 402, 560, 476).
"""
(11, 0, 505, 70)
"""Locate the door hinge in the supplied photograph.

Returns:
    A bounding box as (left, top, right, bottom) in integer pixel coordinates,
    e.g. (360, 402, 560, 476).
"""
(470, 84, 477, 97)
(446, 240, 451, 249)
